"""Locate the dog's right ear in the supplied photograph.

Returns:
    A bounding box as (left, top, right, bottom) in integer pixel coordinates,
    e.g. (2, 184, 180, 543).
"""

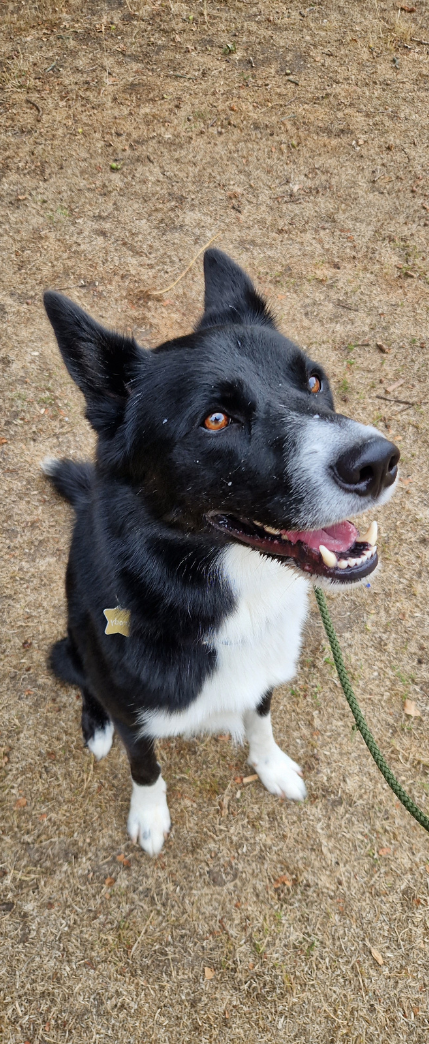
(44, 292, 147, 432)
(197, 248, 276, 330)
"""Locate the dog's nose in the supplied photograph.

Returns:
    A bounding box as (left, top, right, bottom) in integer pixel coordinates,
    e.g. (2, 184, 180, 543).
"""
(333, 437, 400, 497)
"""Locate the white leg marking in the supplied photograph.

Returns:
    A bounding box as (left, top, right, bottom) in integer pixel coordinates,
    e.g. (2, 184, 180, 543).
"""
(244, 709, 307, 801)
(127, 775, 171, 857)
(87, 720, 114, 760)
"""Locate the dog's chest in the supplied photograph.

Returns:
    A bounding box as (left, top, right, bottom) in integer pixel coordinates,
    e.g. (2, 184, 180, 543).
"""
(140, 545, 309, 741)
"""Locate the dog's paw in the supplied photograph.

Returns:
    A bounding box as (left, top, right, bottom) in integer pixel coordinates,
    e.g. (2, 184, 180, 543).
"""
(250, 745, 307, 802)
(87, 720, 114, 761)
(127, 776, 171, 857)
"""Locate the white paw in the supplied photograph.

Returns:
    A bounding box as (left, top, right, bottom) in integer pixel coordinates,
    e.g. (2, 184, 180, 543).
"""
(127, 776, 171, 857)
(249, 745, 307, 802)
(87, 721, 114, 760)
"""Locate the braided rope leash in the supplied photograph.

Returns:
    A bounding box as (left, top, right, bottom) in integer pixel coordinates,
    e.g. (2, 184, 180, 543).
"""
(314, 586, 429, 835)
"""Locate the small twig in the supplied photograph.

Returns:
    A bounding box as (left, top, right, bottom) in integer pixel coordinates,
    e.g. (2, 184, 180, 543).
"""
(130, 911, 155, 958)
(145, 230, 222, 297)
(411, 38, 429, 47)
(52, 283, 87, 291)
(395, 402, 415, 414)
(336, 301, 360, 312)
(375, 394, 426, 407)
(219, 917, 232, 939)
(341, 342, 370, 349)
(355, 961, 366, 1000)
(25, 98, 42, 120)
(220, 780, 232, 817)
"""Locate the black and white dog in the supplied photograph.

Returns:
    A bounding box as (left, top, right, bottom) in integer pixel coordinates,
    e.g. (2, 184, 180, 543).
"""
(42, 249, 399, 856)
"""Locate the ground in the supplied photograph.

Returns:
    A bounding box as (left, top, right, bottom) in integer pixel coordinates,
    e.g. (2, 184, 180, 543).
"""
(1, 1, 429, 1042)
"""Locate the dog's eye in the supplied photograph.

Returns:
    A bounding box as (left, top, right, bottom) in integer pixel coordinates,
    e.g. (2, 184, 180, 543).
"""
(203, 411, 230, 431)
(308, 374, 322, 394)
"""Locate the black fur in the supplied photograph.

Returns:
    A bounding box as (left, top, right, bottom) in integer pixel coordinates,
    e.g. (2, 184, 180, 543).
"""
(45, 459, 92, 509)
(42, 248, 398, 844)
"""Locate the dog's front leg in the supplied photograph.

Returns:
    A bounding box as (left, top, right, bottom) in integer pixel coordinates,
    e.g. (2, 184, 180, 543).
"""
(244, 691, 307, 802)
(114, 721, 171, 857)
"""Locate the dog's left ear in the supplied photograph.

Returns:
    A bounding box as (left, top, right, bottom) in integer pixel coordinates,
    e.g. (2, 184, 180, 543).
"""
(197, 248, 276, 330)
(44, 292, 146, 432)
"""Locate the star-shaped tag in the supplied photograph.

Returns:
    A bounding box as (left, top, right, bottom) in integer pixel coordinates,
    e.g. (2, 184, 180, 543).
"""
(103, 607, 130, 637)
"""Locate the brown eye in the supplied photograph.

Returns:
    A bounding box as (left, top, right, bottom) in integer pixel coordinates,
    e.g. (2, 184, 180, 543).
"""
(204, 411, 230, 431)
(308, 374, 322, 394)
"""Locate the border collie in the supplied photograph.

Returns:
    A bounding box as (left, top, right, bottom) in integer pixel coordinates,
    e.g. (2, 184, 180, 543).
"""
(42, 249, 399, 856)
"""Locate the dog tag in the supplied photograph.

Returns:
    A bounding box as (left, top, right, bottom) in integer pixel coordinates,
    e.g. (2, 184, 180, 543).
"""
(103, 607, 130, 637)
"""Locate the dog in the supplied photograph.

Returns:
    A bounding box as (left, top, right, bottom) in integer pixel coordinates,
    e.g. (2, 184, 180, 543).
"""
(42, 248, 399, 856)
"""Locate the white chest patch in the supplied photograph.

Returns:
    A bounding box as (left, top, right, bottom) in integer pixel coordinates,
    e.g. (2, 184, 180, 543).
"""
(139, 544, 309, 742)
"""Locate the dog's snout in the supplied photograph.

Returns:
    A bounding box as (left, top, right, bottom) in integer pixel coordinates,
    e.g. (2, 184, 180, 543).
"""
(333, 437, 400, 498)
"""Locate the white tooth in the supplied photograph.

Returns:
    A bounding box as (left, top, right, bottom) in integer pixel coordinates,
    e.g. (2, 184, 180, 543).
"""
(319, 544, 337, 568)
(264, 525, 281, 535)
(363, 521, 378, 546)
(338, 559, 348, 569)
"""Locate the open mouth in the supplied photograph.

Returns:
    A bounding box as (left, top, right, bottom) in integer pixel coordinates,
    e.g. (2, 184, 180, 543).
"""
(207, 515, 378, 584)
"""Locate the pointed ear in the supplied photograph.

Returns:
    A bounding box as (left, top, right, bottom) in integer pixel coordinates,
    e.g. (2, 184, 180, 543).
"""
(198, 248, 275, 330)
(44, 292, 146, 432)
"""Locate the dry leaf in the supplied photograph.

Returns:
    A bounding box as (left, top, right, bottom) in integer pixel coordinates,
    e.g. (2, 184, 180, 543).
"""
(242, 773, 258, 784)
(376, 341, 391, 354)
(370, 946, 384, 966)
(404, 699, 421, 717)
(204, 966, 215, 979)
(378, 847, 391, 856)
(273, 874, 293, 889)
(15, 797, 27, 808)
(104, 876, 115, 888)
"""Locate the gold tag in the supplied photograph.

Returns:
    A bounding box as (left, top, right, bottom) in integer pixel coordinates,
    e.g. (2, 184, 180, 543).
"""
(103, 607, 130, 637)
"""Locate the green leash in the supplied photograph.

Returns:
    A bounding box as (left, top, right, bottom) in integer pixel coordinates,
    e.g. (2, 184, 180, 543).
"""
(314, 586, 429, 835)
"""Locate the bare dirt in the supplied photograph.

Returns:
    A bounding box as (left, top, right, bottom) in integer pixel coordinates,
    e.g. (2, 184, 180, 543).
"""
(1, 2, 429, 1042)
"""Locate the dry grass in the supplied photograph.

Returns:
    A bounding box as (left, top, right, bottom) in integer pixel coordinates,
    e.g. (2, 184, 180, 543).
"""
(1, 1, 429, 1041)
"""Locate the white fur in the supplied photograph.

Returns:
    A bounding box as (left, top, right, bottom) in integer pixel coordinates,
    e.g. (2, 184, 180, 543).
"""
(139, 544, 308, 789)
(244, 708, 306, 800)
(287, 414, 398, 531)
(127, 775, 171, 857)
(87, 720, 114, 760)
(40, 455, 60, 477)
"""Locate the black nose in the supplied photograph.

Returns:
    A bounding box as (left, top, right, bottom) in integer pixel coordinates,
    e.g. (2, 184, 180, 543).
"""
(333, 437, 400, 498)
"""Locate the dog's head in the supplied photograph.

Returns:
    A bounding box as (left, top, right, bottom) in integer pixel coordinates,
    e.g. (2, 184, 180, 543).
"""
(44, 248, 399, 585)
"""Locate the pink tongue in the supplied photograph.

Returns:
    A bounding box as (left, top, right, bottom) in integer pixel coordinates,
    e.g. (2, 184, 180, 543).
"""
(281, 520, 358, 553)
